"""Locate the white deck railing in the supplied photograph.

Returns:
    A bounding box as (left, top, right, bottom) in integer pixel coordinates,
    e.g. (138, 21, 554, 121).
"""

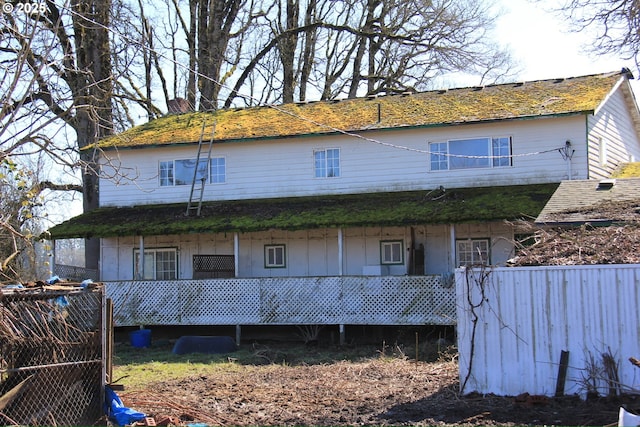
(106, 275, 456, 327)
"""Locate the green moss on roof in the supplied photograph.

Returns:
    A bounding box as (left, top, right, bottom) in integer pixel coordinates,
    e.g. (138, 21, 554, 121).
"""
(47, 184, 558, 239)
(95, 71, 627, 150)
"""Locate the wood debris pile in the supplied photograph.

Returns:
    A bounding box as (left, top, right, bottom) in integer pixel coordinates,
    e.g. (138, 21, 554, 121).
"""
(508, 224, 640, 266)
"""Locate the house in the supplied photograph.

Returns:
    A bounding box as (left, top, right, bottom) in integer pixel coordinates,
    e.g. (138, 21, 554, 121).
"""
(48, 69, 640, 336)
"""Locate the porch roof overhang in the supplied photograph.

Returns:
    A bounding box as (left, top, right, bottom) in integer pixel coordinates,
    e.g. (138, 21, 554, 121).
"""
(47, 183, 558, 239)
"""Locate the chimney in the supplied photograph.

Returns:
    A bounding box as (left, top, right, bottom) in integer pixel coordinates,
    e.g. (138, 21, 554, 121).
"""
(167, 98, 191, 114)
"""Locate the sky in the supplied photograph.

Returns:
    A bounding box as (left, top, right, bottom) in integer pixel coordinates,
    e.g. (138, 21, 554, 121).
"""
(493, 0, 637, 86)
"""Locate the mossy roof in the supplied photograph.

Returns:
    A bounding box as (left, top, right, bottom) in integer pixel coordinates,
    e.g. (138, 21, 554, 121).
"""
(47, 184, 558, 239)
(612, 162, 640, 178)
(95, 71, 630, 149)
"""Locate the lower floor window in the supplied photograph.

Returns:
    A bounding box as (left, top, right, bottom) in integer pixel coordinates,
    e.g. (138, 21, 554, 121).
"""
(381, 240, 404, 264)
(456, 239, 489, 267)
(265, 244, 286, 268)
(134, 248, 177, 280)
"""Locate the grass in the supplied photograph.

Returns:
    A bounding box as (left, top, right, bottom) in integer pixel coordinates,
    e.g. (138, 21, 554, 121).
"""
(112, 340, 375, 390)
(111, 337, 456, 391)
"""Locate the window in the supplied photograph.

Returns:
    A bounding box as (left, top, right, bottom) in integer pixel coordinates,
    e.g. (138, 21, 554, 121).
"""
(314, 148, 340, 177)
(159, 157, 226, 186)
(265, 245, 286, 268)
(159, 161, 173, 186)
(456, 239, 489, 267)
(599, 137, 608, 166)
(430, 137, 512, 170)
(381, 241, 404, 265)
(430, 142, 448, 171)
(134, 248, 177, 280)
(193, 254, 235, 279)
(174, 158, 208, 185)
(210, 157, 226, 183)
(492, 137, 511, 167)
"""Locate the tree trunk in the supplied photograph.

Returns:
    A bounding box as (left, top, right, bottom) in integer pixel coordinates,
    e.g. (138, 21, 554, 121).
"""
(197, 0, 242, 111)
(278, 0, 299, 104)
(298, 0, 316, 102)
(71, 0, 114, 272)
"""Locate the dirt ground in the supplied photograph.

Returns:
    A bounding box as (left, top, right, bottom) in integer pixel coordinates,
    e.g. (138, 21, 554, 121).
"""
(118, 347, 637, 427)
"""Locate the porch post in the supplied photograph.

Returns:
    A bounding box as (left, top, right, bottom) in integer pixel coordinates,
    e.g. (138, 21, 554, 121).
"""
(50, 239, 56, 277)
(338, 228, 343, 276)
(138, 235, 144, 279)
(449, 225, 456, 269)
(234, 232, 239, 277)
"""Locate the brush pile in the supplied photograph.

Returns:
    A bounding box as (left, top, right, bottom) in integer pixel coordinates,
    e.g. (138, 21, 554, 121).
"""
(509, 199, 640, 266)
(508, 223, 640, 266)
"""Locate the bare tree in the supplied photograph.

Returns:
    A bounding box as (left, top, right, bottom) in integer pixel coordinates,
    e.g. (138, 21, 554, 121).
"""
(223, 0, 513, 106)
(0, 0, 114, 280)
(545, 0, 640, 69)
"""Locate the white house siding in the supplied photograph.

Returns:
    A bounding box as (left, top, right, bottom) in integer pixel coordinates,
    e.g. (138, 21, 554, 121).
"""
(99, 117, 588, 208)
(100, 222, 516, 281)
(456, 265, 640, 398)
(588, 83, 640, 179)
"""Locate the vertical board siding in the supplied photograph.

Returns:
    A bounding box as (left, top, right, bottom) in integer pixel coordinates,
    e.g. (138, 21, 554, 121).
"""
(456, 265, 640, 397)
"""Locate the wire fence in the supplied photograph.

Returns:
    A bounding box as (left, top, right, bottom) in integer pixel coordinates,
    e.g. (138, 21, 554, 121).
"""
(54, 264, 100, 282)
(0, 284, 104, 426)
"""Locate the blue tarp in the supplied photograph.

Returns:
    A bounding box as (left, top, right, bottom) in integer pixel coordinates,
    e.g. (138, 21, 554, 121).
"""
(105, 385, 146, 426)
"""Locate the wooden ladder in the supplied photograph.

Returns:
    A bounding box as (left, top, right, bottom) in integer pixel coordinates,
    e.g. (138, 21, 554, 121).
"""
(186, 121, 216, 216)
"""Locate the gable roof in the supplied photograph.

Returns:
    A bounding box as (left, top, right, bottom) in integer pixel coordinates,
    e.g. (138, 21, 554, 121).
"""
(535, 178, 640, 225)
(97, 70, 634, 150)
(47, 184, 557, 239)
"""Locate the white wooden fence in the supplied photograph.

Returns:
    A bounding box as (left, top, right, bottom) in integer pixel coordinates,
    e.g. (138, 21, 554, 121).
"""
(456, 264, 640, 398)
(106, 275, 456, 327)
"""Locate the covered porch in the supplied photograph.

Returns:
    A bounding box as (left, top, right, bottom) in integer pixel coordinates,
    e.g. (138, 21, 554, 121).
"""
(48, 184, 555, 340)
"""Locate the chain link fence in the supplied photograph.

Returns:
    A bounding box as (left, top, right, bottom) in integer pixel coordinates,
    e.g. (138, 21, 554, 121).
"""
(54, 264, 100, 282)
(0, 284, 104, 426)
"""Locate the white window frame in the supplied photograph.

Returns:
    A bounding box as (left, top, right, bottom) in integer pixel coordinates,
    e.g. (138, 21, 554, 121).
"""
(456, 239, 490, 267)
(159, 157, 227, 186)
(134, 248, 178, 280)
(209, 157, 226, 183)
(429, 136, 512, 171)
(314, 148, 340, 178)
(265, 244, 286, 268)
(380, 240, 404, 265)
(159, 161, 174, 186)
(599, 137, 608, 166)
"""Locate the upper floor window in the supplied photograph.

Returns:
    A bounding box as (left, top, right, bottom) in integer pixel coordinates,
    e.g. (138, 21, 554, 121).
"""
(598, 137, 608, 166)
(160, 157, 226, 186)
(314, 148, 340, 178)
(430, 137, 512, 170)
(456, 239, 489, 267)
(134, 248, 177, 280)
(210, 157, 226, 183)
(380, 240, 404, 265)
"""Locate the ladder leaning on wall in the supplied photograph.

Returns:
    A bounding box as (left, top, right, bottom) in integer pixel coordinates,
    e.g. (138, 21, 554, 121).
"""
(186, 121, 216, 216)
